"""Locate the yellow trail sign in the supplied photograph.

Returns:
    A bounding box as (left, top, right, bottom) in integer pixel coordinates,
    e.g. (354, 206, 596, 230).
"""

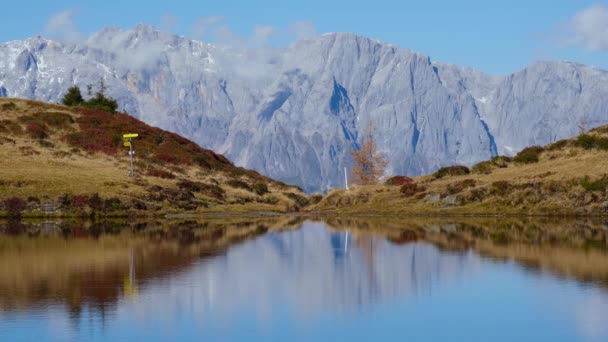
(123, 133, 139, 138)
(123, 141, 131, 147)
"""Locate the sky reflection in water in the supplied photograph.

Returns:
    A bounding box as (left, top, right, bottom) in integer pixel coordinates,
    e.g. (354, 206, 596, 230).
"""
(0, 219, 607, 341)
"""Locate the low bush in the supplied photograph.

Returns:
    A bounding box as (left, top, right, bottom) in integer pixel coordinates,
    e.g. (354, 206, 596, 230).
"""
(177, 180, 205, 192)
(71, 195, 90, 209)
(491, 156, 512, 168)
(580, 175, 608, 192)
(471, 161, 493, 174)
(400, 182, 426, 197)
(446, 179, 477, 195)
(590, 126, 608, 134)
(309, 193, 324, 205)
(193, 156, 211, 169)
(25, 123, 48, 140)
(3, 197, 26, 217)
(131, 200, 148, 210)
(88, 193, 104, 211)
(513, 146, 543, 164)
(574, 134, 608, 150)
(285, 192, 309, 207)
(103, 197, 124, 211)
(490, 181, 512, 196)
(257, 196, 280, 205)
(253, 182, 269, 195)
(1, 102, 17, 111)
(227, 179, 252, 192)
(384, 176, 413, 186)
(38, 112, 74, 127)
(433, 166, 470, 179)
(0, 120, 22, 135)
(26, 196, 40, 204)
(177, 180, 225, 200)
(546, 139, 570, 151)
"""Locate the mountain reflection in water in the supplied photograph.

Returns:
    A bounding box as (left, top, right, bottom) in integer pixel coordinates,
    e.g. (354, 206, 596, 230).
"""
(0, 217, 607, 341)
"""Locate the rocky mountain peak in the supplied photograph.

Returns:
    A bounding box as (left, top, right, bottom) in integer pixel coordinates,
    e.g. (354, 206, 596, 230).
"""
(2, 28, 608, 192)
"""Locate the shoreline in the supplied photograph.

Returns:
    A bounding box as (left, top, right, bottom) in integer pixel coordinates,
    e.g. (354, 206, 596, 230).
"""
(2, 208, 607, 221)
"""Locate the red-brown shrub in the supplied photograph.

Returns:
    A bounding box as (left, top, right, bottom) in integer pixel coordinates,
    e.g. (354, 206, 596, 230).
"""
(71, 195, 89, 209)
(385, 176, 413, 186)
(3, 197, 26, 217)
(25, 123, 48, 140)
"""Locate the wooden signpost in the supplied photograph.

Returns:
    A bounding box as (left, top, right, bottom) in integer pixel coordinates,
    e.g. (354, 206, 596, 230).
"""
(123, 133, 138, 176)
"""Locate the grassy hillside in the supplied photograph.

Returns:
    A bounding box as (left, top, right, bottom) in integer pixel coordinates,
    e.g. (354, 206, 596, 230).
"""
(311, 126, 608, 216)
(0, 99, 306, 217)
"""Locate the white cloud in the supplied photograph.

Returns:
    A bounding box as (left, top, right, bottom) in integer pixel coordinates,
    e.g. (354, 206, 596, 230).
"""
(289, 21, 319, 42)
(563, 4, 608, 51)
(42, 10, 83, 42)
(191, 16, 224, 40)
(252, 25, 276, 46)
(87, 28, 165, 71)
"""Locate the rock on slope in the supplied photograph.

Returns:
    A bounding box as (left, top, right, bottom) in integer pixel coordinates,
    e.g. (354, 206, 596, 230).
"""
(2, 25, 608, 192)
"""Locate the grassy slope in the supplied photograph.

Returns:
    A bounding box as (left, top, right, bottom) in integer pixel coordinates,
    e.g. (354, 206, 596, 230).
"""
(311, 127, 608, 216)
(0, 99, 305, 215)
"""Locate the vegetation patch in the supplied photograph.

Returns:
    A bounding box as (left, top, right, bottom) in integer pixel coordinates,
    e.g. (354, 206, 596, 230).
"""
(177, 180, 225, 200)
(25, 123, 48, 140)
(252, 182, 269, 195)
(227, 179, 252, 192)
(1, 102, 17, 112)
(472, 156, 512, 175)
(384, 176, 413, 186)
(400, 182, 426, 197)
(2, 197, 26, 218)
(490, 181, 512, 196)
(285, 192, 309, 207)
(546, 139, 570, 151)
(433, 165, 470, 179)
(580, 175, 608, 192)
(573, 134, 608, 150)
(309, 193, 323, 205)
(62, 83, 118, 113)
(446, 179, 477, 195)
(513, 146, 543, 164)
(471, 161, 493, 175)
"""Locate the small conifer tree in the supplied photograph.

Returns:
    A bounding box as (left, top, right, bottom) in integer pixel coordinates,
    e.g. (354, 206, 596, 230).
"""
(62, 80, 118, 113)
(61, 86, 84, 106)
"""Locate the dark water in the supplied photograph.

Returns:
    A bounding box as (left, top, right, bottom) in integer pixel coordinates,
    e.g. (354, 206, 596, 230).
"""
(0, 217, 608, 341)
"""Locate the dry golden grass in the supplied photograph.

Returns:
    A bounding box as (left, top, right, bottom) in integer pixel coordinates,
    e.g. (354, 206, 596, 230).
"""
(0, 98, 306, 214)
(311, 133, 608, 216)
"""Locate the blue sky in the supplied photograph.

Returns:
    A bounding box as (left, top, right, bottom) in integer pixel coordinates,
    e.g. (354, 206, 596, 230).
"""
(3, 0, 608, 74)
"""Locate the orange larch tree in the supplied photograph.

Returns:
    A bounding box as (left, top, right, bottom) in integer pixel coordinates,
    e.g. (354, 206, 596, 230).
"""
(350, 123, 387, 185)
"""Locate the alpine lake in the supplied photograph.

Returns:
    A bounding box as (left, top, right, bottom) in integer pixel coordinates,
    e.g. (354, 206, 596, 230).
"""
(1, 216, 607, 341)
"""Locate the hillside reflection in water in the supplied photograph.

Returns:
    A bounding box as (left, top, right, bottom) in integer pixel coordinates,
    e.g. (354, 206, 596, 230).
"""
(0, 217, 607, 341)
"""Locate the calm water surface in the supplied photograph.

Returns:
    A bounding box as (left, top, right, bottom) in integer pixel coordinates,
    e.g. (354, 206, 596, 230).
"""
(0, 217, 607, 341)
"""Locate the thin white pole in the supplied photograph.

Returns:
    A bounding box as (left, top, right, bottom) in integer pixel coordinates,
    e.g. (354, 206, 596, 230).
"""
(344, 167, 349, 190)
(129, 138, 134, 177)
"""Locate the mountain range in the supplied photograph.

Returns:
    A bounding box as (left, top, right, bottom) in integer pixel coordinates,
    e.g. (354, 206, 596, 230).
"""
(1, 24, 608, 192)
